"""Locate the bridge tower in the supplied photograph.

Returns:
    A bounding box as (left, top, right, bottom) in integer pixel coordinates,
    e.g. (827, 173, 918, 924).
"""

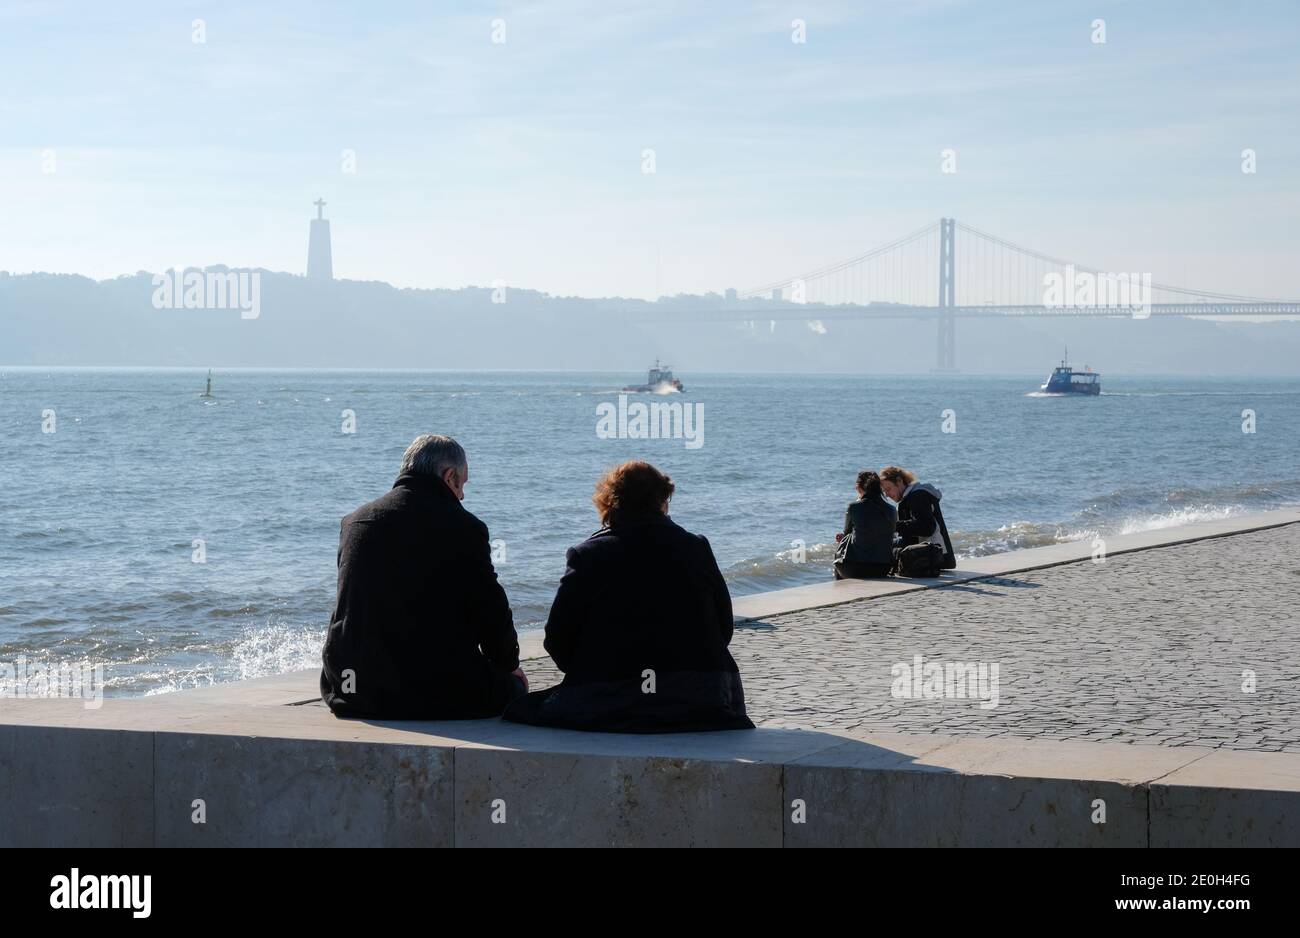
(936, 217, 956, 371)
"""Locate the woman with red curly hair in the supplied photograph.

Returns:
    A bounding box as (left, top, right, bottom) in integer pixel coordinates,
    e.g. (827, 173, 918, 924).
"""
(503, 460, 753, 733)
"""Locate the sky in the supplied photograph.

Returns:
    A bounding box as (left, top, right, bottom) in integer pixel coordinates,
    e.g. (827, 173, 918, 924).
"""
(1, 0, 1298, 300)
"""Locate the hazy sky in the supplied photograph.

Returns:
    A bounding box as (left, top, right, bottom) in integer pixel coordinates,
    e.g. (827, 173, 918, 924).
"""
(2, 0, 1298, 299)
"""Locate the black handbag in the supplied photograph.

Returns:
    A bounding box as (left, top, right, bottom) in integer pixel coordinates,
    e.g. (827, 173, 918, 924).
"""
(895, 543, 944, 578)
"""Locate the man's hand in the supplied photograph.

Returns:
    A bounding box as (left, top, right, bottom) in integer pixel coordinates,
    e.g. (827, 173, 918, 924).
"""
(835, 532, 844, 543)
(512, 667, 528, 691)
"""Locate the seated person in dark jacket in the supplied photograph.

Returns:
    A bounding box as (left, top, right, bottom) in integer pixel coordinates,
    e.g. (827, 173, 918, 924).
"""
(879, 465, 957, 569)
(503, 460, 754, 734)
(320, 434, 527, 718)
(833, 470, 897, 579)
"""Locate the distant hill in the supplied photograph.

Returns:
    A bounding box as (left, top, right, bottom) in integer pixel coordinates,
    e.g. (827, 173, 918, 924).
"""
(2, 268, 1298, 375)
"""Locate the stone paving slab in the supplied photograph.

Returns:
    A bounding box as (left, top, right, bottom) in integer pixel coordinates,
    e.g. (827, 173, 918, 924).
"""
(783, 737, 1159, 847)
(1150, 750, 1300, 847)
(153, 733, 456, 848)
(0, 724, 154, 847)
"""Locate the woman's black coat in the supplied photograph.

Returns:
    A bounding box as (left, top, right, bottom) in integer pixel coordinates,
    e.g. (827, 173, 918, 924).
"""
(503, 514, 754, 733)
(840, 493, 897, 566)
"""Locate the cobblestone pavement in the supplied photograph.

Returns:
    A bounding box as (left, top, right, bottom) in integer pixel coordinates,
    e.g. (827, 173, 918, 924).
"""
(519, 523, 1300, 752)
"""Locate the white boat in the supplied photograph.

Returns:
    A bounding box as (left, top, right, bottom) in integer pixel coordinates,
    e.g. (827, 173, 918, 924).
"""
(622, 360, 683, 393)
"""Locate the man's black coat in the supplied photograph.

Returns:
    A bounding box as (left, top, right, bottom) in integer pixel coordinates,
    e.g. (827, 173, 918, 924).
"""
(503, 514, 754, 733)
(320, 472, 521, 718)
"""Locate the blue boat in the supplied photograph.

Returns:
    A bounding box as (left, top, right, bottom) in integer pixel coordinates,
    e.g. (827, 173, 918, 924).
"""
(1040, 352, 1100, 395)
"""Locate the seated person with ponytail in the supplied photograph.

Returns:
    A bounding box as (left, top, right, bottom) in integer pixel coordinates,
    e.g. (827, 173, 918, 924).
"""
(833, 470, 896, 579)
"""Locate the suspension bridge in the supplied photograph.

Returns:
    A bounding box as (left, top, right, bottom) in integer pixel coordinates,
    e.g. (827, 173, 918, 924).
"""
(631, 218, 1300, 370)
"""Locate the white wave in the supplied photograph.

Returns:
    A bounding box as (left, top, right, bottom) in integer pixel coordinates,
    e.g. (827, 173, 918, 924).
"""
(139, 620, 331, 695)
(1117, 505, 1240, 535)
(229, 621, 326, 682)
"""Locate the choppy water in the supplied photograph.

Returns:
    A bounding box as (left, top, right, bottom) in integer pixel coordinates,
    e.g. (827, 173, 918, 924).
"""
(2, 368, 1297, 696)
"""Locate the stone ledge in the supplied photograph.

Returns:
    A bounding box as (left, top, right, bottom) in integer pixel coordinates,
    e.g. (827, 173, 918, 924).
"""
(3, 700, 1297, 846)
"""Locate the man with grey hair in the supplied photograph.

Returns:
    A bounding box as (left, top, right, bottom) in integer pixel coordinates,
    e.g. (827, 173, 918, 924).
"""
(321, 434, 527, 718)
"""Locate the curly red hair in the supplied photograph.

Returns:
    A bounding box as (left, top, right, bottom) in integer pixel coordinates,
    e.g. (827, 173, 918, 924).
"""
(593, 461, 675, 527)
